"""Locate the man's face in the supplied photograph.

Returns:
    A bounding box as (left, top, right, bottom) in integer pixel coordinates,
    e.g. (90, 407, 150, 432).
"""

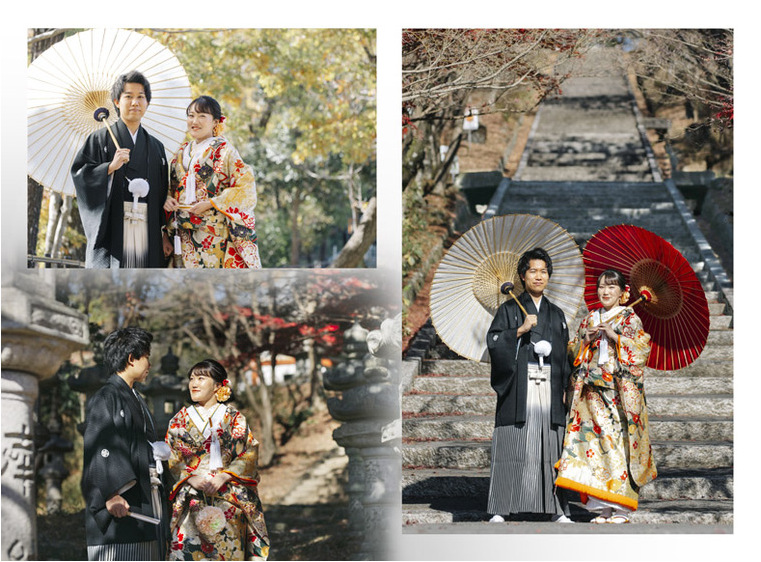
(114, 82, 148, 127)
(521, 259, 549, 298)
(127, 352, 151, 385)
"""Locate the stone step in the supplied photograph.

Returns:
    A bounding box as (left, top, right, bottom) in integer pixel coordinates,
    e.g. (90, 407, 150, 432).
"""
(516, 168, 655, 182)
(402, 392, 732, 418)
(402, 467, 733, 501)
(409, 374, 731, 397)
(403, 414, 733, 442)
(402, 498, 733, 526)
(402, 440, 732, 470)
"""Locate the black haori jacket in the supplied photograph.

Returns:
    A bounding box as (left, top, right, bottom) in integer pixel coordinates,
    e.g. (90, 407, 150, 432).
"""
(71, 119, 168, 268)
(81, 374, 168, 547)
(487, 291, 572, 428)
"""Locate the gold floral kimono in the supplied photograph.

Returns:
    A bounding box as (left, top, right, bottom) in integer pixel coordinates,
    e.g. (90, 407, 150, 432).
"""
(166, 404, 269, 560)
(555, 306, 657, 511)
(168, 137, 261, 268)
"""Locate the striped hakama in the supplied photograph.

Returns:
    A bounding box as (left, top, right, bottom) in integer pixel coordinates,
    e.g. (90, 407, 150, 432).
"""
(487, 363, 567, 516)
(87, 540, 160, 561)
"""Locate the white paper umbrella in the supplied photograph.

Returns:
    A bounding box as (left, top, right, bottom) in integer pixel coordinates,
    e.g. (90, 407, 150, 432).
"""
(28, 28, 192, 196)
(430, 214, 585, 362)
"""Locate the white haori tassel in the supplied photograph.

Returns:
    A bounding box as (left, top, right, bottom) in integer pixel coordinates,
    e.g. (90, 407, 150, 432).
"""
(592, 306, 624, 365)
(149, 440, 172, 475)
(209, 422, 223, 472)
(124, 178, 150, 267)
(533, 340, 552, 370)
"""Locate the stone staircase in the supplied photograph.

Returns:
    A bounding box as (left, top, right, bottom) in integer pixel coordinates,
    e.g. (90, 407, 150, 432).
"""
(402, 44, 733, 531)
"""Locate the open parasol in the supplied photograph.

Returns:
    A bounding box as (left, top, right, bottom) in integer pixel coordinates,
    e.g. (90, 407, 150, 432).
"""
(430, 214, 585, 362)
(582, 224, 710, 371)
(27, 28, 192, 196)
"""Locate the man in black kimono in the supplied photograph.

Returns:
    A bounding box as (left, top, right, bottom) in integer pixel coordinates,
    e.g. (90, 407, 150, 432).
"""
(81, 327, 168, 560)
(485, 247, 573, 522)
(71, 70, 169, 268)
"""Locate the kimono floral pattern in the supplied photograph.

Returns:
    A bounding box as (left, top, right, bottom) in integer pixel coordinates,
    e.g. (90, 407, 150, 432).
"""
(166, 405, 269, 560)
(555, 307, 657, 511)
(168, 138, 261, 268)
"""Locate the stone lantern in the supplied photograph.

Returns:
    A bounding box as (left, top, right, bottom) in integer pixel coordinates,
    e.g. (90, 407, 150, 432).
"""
(2, 271, 88, 560)
(323, 315, 401, 560)
(141, 348, 187, 437)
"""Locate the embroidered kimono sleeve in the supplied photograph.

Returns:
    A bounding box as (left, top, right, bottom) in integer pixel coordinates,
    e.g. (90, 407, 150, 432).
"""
(166, 409, 199, 498)
(615, 311, 651, 373)
(569, 314, 593, 367)
(221, 411, 260, 487)
(209, 143, 257, 231)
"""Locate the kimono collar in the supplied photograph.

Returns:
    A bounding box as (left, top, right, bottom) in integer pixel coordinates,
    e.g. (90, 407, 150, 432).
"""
(187, 403, 226, 437)
(593, 305, 625, 324)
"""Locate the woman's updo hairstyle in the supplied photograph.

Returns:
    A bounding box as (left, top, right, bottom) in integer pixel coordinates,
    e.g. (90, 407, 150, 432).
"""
(187, 95, 223, 121)
(187, 358, 235, 403)
(596, 268, 627, 290)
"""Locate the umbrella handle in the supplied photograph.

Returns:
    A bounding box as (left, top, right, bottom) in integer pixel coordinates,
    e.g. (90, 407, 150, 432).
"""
(509, 292, 529, 317)
(103, 121, 121, 150)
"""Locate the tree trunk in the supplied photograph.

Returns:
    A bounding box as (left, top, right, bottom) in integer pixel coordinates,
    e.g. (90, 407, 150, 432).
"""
(306, 339, 326, 411)
(330, 196, 377, 268)
(250, 356, 277, 466)
(289, 193, 301, 266)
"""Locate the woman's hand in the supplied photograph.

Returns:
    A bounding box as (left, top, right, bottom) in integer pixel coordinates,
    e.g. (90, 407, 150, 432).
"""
(596, 322, 618, 340)
(189, 201, 213, 215)
(187, 473, 232, 495)
(164, 196, 179, 212)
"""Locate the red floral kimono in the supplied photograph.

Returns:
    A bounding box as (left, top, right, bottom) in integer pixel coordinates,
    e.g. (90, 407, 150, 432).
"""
(555, 306, 657, 512)
(168, 137, 261, 268)
(166, 404, 269, 560)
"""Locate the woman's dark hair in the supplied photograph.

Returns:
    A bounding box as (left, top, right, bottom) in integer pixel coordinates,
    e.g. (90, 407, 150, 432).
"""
(187, 95, 223, 121)
(597, 268, 627, 290)
(103, 327, 153, 374)
(516, 247, 553, 288)
(111, 70, 152, 115)
(187, 359, 235, 402)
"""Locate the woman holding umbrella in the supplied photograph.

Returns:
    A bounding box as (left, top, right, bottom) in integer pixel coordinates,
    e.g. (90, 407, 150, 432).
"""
(163, 96, 261, 268)
(555, 268, 657, 523)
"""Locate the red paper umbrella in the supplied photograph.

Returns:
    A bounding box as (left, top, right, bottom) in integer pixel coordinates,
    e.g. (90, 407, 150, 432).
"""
(582, 224, 710, 371)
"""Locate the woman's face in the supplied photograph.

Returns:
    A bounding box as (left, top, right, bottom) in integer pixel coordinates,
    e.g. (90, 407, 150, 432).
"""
(189, 371, 221, 407)
(597, 278, 623, 311)
(187, 105, 218, 141)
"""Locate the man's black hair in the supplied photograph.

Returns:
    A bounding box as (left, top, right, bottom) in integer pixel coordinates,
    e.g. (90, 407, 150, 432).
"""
(103, 327, 153, 375)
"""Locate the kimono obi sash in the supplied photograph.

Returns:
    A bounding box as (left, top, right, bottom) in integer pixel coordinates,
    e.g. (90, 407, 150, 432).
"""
(176, 207, 230, 240)
(187, 405, 226, 473)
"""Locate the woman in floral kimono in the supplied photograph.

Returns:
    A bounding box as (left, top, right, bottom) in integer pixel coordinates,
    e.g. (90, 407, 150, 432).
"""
(555, 269, 657, 523)
(164, 96, 261, 268)
(165, 359, 269, 560)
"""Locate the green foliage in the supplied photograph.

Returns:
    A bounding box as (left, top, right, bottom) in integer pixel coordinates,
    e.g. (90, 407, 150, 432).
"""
(140, 28, 377, 266)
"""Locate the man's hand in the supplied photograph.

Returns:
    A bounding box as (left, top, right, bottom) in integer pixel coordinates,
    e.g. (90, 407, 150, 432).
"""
(162, 232, 174, 258)
(107, 148, 131, 175)
(105, 494, 130, 518)
(517, 314, 538, 338)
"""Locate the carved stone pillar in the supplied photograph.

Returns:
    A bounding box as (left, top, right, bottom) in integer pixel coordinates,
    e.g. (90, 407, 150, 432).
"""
(1, 272, 88, 560)
(324, 315, 401, 560)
